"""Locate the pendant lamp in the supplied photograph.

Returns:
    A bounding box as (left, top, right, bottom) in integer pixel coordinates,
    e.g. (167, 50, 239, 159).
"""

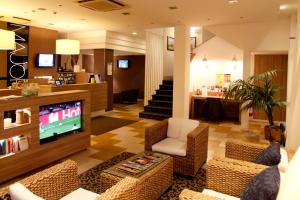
(0, 29, 15, 50)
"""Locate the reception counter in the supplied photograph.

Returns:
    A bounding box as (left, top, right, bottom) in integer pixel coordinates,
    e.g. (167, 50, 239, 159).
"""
(39, 82, 107, 112)
(0, 88, 21, 97)
(190, 95, 241, 122)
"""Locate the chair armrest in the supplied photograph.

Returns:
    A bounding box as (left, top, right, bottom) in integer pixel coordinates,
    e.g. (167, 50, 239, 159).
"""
(207, 157, 266, 197)
(225, 140, 268, 162)
(97, 177, 138, 200)
(0, 160, 79, 200)
(145, 119, 168, 151)
(187, 123, 209, 161)
(179, 189, 220, 200)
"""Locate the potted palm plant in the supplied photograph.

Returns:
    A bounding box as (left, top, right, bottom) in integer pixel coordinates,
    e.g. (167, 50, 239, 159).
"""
(224, 70, 286, 142)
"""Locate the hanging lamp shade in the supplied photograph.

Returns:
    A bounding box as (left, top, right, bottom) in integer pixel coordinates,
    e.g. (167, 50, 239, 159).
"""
(0, 29, 15, 50)
(56, 39, 80, 55)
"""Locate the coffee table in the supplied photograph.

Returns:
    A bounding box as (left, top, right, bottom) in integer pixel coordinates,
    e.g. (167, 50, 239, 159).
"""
(100, 152, 173, 200)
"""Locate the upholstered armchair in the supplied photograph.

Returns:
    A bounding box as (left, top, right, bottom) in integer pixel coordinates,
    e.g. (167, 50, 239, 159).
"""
(225, 140, 289, 172)
(0, 160, 138, 200)
(145, 118, 209, 176)
(179, 157, 267, 200)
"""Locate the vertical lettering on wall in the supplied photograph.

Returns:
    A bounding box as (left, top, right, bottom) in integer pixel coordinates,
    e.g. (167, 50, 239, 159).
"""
(7, 23, 29, 86)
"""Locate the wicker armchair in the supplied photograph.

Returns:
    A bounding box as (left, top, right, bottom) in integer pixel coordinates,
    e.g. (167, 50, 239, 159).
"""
(0, 160, 138, 200)
(179, 157, 267, 200)
(145, 119, 209, 176)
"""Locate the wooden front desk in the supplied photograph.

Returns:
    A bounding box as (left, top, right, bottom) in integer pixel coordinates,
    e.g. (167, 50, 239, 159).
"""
(190, 95, 241, 123)
(39, 82, 107, 112)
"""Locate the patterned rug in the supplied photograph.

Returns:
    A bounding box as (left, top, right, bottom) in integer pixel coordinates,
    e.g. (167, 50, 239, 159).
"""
(91, 116, 138, 135)
(79, 152, 206, 200)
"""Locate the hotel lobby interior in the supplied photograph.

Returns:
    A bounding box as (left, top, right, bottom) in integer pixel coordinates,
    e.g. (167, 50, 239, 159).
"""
(0, 0, 300, 199)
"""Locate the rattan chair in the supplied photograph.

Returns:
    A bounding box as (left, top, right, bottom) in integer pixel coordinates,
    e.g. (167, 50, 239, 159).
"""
(145, 119, 209, 176)
(0, 160, 138, 200)
(179, 157, 267, 200)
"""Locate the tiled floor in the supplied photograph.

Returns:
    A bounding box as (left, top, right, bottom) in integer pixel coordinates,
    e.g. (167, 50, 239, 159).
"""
(67, 101, 267, 174)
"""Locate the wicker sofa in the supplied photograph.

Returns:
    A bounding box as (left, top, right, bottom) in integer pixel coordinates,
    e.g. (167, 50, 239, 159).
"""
(145, 119, 209, 176)
(0, 160, 138, 200)
(179, 157, 267, 200)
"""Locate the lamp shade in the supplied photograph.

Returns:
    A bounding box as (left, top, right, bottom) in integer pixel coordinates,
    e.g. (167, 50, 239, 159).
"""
(56, 39, 80, 55)
(0, 29, 15, 50)
(277, 147, 300, 200)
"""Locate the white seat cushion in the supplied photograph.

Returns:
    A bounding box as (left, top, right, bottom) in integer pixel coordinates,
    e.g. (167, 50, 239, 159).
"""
(167, 118, 199, 142)
(279, 148, 289, 172)
(60, 188, 100, 200)
(152, 138, 187, 156)
(9, 183, 45, 200)
(202, 189, 239, 200)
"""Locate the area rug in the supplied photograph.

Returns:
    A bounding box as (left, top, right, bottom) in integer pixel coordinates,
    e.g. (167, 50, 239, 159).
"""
(79, 152, 206, 200)
(91, 116, 138, 135)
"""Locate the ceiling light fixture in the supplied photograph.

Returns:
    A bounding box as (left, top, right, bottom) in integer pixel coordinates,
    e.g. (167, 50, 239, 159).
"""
(122, 12, 130, 15)
(0, 29, 15, 50)
(279, 5, 287, 10)
(56, 27, 80, 55)
(132, 32, 137, 35)
(228, 0, 239, 4)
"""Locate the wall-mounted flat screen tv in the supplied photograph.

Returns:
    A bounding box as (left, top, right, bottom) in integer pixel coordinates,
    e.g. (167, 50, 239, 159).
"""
(39, 101, 82, 144)
(36, 53, 55, 68)
(117, 59, 129, 69)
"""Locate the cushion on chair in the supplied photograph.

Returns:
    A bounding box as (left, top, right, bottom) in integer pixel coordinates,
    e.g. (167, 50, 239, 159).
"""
(152, 137, 187, 156)
(60, 188, 100, 200)
(9, 183, 45, 200)
(278, 148, 289, 172)
(167, 118, 199, 142)
(241, 166, 280, 200)
(255, 143, 281, 166)
(202, 189, 239, 200)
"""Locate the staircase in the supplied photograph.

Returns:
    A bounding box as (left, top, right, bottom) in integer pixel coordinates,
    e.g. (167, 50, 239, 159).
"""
(139, 80, 173, 120)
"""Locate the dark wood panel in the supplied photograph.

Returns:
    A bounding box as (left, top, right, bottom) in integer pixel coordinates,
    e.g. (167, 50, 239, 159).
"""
(28, 26, 58, 78)
(253, 54, 288, 121)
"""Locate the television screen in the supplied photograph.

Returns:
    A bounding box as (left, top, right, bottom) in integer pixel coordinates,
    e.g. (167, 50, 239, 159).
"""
(36, 53, 55, 68)
(39, 101, 82, 144)
(117, 60, 129, 69)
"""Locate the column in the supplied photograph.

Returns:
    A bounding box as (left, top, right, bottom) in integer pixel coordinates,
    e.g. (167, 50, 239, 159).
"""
(94, 49, 114, 111)
(173, 25, 190, 118)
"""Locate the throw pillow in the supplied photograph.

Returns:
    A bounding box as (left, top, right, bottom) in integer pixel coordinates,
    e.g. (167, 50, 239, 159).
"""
(241, 166, 280, 200)
(255, 143, 281, 166)
(9, 183, 44, 200)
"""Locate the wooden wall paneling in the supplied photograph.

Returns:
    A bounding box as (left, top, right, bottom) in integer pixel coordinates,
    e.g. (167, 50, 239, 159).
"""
(0, 21, 7, 88)
(253, 54, 288, 122)
(28, 26, 58, 79)
(114, 55, 145, 98)
(82, 54, 94, 73)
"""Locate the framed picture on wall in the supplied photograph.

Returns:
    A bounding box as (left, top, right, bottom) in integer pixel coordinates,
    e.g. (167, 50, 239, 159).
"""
(167, 36, 197, 52)
(190, 37, 196, 51)
(167, 36, 175, 51)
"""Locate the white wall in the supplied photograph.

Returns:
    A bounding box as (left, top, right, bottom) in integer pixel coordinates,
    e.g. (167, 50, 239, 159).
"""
(190, 36, 243, 91)
(163, 27, 174, 78)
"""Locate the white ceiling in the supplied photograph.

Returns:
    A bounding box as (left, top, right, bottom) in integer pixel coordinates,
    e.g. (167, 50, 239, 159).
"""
(0, 0, 298, 36)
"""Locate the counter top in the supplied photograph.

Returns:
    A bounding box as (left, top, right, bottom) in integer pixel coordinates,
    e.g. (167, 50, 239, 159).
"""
(39, 82, 106, 88)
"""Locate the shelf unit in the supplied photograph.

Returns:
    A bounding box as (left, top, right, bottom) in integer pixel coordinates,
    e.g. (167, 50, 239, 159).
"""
(0, 90, 91, 183)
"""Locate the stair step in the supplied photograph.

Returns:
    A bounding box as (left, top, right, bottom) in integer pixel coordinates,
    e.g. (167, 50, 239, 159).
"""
(148, 100, 172, 107)
(139, 111, 171, 120)
(152, 94, 173, 101)
(156, 89, 173, 95)
(159, 84, 173, 90)
(144, 105, 172, 115)
(163, 80, 173, 86)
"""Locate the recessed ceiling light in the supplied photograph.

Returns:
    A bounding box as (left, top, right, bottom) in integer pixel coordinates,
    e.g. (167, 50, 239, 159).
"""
(38, 8, 47, 11)
(48, 23, 54, 25)
(53, 11, 57, 15)
(122, 12, 130, 15)
(80, 18, 87, 21)
(279, 5, 287, 10)
(169, 6, 178, 10)
(132, 32, 137, 35)
(228, 0, 239, 4)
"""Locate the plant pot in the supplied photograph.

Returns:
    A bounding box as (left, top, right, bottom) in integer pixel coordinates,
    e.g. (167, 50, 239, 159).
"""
(264, 125, 282, 143)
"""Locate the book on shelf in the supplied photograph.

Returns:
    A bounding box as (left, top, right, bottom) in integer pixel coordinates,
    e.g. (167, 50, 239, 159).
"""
(0, 136, 29, 156)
